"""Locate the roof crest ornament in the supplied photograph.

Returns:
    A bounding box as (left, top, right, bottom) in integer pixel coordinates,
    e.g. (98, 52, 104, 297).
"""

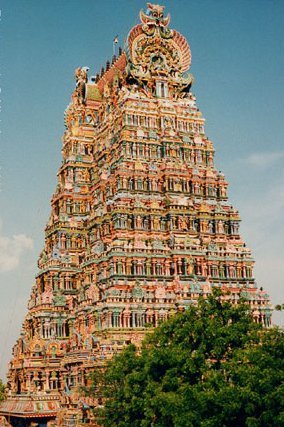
(126, 3, 192, 88)
(140, 3, 172, 38)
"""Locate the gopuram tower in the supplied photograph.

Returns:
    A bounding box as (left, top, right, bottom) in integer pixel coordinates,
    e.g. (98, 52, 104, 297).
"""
(0, 3, 272, 427)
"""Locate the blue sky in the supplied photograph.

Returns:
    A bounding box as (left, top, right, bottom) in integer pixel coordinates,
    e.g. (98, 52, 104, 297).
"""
(0, 0, 283, 380)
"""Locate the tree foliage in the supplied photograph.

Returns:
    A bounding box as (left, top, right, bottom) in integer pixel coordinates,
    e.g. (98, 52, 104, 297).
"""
(0, 380, 5, 402)
(87, 291, 284, 427)
(275, 303, 284, 311)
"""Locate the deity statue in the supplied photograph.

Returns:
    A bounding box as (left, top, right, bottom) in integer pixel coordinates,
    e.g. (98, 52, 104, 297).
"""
(73, 67, 89, 105)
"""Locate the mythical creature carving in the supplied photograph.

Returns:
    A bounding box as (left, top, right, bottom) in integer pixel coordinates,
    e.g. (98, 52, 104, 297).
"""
(140, 3, 172, 38)
(140, 3, 170, 28)
(126, 3, 192, 99)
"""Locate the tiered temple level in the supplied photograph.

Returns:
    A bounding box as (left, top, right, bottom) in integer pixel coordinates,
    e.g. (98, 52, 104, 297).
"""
(1, 3, 271, 426)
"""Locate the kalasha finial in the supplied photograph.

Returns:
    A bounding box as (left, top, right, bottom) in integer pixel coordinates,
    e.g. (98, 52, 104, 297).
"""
(140, 3, 171, 28)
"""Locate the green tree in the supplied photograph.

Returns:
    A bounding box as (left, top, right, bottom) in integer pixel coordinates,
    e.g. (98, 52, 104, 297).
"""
(87, 292, 284, 427)
(0, 380, 5, 402)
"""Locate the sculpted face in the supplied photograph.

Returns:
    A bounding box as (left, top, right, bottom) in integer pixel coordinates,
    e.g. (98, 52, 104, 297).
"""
(147, 3, 165, 19)
(140, 3, 170, 28)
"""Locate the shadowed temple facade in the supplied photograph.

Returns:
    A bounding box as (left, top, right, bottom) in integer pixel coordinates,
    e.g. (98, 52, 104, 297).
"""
(0, 3, 272, 426)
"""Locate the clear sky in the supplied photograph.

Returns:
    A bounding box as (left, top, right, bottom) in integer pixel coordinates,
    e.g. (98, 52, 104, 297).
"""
(0, 0, 283, 380)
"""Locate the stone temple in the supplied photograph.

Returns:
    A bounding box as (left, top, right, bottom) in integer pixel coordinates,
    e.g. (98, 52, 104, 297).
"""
(0, 3, 272, 426)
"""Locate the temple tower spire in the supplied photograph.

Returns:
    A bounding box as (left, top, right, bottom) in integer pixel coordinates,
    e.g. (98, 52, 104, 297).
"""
(0, 4, 272, 426)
